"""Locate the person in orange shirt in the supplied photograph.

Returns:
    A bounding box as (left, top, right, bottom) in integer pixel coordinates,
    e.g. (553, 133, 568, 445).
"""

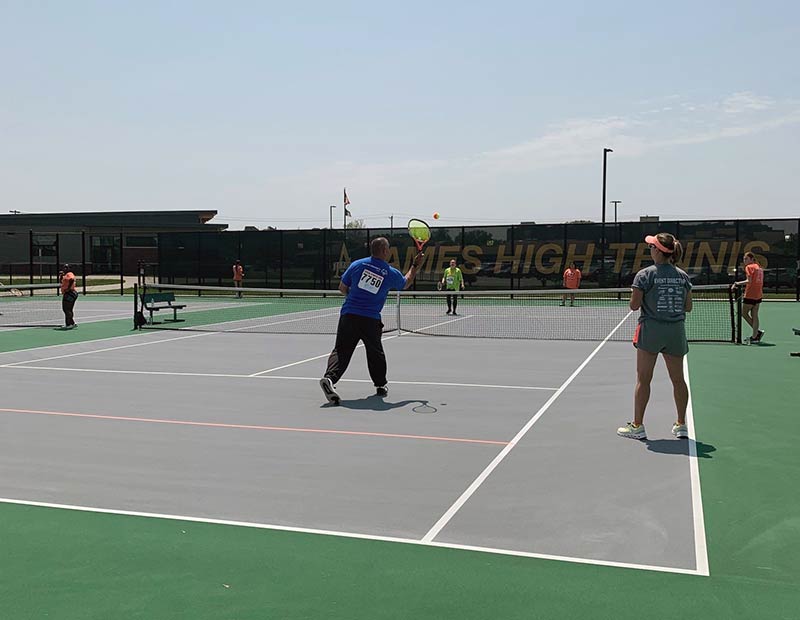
(731, 252, 764, 343)
(232, 260, 244, 298)
(59, 264, 78, 329)
(560, 261, 581, 306)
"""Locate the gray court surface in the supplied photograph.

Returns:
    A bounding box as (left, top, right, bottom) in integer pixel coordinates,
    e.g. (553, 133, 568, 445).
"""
(0, 327, 705, 573)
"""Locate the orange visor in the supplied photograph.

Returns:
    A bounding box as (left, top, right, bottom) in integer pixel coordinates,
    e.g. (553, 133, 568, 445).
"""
(644, 235, 673, 254)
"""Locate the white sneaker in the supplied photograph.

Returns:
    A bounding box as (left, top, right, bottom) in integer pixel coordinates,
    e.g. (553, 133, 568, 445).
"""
(319, 377, 340, 404)
(672, 423, 689, 439)
(617, 422, 647, 440)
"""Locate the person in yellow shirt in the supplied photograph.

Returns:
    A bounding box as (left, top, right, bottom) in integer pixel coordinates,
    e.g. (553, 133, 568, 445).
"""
(440, 259, 465, 315)
(561, 261, 581, 306)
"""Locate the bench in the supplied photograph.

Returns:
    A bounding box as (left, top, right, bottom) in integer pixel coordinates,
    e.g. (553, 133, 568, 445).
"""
(141, 292, 186, 323)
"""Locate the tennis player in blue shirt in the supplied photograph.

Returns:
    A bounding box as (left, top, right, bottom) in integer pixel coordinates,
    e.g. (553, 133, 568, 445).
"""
(320, 237, 423, 404)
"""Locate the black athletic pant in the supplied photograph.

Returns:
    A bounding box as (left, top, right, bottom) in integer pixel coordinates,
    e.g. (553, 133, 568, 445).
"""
(62, 294, 76, 326)
(325, 313, 386, 386)
(446, 294, 457, 313)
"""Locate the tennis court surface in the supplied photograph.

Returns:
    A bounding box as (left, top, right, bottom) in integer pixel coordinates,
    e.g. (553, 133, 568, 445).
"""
(1, 289, 798, 619)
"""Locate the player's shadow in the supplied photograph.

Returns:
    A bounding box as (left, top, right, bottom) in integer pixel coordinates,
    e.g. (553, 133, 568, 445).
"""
(645, 439, 716, 458)
(322, 396, 438, 414)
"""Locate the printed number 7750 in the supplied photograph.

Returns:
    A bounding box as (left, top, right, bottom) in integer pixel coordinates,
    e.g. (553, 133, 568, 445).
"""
(360, 272, 380, 287)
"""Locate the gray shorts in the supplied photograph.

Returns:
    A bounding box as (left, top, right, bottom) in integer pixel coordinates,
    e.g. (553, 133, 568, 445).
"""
(633, 319, 688, 357)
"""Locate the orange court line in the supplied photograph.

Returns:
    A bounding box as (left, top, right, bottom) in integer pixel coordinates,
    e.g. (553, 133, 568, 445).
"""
(0, 407, 509, 446)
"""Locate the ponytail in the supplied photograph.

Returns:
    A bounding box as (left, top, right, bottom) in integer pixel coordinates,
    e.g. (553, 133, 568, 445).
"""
(671, 240, 683, 264)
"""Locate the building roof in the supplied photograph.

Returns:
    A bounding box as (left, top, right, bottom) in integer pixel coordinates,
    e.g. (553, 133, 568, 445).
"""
(0, 210, 227, 231)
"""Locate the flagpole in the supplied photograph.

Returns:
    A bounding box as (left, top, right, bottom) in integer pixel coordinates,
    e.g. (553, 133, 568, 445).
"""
(343, 188, 346, 229)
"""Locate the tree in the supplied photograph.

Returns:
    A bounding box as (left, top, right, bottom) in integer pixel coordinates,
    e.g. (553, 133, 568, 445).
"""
(346, 219, 365, 229)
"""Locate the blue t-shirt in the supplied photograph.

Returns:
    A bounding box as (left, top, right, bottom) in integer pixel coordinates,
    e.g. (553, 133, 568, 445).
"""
(632, 263, 692, 323)
(340, 257, 406, 320)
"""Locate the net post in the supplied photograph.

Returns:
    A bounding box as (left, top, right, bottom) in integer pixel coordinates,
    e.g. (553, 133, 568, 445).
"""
(736, 291, 743, 344)
(81, 230, 87, 296)
(119, 232, 124, 296)
(133, 283, 139, 330)
(28, 230, 34, 287)
(396, 289, 401, 335)
(727, 285, 735, 343)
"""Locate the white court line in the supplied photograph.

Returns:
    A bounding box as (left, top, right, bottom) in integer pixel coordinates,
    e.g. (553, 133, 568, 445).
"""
(247, 312, 473, 376)
(136, 304, 340, 336)
(0, 310, 133, 327)
(0, 497, 705, 576)
(229, 311, 340, 332)
(0, 307, 345, 368)
(248, 336, 400, 376)
(421, 311, 634, 543)
(0, 365, 557, 391)
(3, 366, 247, 379)
(0, 331, 218, 367)
(248, 353, 338, 376)
(684, 356, 710, 576)
(0, 305, 338, 361)
(0, 329, 173, 357)
(409, 314, 473, 333)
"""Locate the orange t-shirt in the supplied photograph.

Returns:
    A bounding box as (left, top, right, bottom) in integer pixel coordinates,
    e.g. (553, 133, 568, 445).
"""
(60, 272, 76, 294)
(563, 268, 581, 289)
(744, 262, 763, 299)
(232, 265, 244, 281)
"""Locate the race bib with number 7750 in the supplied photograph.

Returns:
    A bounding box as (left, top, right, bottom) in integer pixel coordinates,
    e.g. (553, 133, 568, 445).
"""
(357, 269, 384, 294)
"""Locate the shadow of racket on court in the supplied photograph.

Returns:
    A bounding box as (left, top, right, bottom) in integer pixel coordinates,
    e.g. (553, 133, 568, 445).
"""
(322, 397, 438, 414)
(645, 439, 716, 458)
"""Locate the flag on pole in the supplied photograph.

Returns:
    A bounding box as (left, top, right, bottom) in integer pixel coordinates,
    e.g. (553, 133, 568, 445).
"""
(344, 188, 351, 217)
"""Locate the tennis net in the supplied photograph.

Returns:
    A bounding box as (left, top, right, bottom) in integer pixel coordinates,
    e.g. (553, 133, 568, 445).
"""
(0, 283, 63, 328)
(136, 283, 738, 343)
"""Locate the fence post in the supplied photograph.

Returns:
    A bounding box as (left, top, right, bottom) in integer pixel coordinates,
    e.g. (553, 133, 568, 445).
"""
(119, 232, 124, 295)
(322, 228, 327, 290)
(28, 230, 34, 285)
(55, 233, 60, 285)
(81, 231, 87, 295)
(509, 225, 515, 290)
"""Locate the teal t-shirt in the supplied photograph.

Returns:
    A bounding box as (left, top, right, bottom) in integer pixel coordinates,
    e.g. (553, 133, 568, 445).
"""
(632, 263, 692, 323)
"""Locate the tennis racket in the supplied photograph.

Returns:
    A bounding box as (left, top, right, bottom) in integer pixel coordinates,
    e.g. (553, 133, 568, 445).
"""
(408, 218, 431, 253)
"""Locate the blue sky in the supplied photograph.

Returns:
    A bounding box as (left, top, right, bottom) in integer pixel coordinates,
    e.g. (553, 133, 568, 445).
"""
(1, 1, 798, 229)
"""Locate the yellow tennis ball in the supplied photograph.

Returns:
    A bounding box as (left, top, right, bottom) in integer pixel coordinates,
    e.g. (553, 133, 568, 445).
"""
(433, 212, 440, 220)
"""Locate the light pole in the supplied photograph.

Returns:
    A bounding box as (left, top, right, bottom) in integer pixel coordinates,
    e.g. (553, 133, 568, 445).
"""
(329, 205, 337, 229)
(601, 148, 613, 283)
(611, 200, 622, 224)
